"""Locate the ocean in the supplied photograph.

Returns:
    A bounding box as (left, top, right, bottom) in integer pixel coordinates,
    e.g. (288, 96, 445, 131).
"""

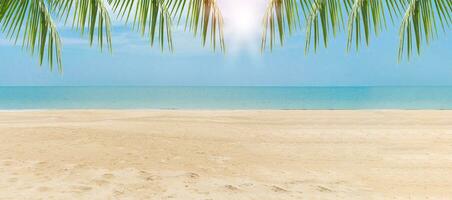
(1, 86, 452, 110)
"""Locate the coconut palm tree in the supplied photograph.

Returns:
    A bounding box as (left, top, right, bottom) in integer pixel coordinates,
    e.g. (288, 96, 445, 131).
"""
(1, 0, 451, 72)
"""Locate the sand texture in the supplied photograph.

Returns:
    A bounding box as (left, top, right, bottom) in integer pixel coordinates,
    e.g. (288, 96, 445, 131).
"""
(1, 110, 452, 199)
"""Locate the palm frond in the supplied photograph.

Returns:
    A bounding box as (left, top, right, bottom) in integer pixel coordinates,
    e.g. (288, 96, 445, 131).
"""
(171, 0, 225, 52)
(0, 1, 6, 19)
(0, 0, 62, 71)
(398, 0, 452, 60)
(108, 0, 173, 51)
(49, 0, 112, 51)
(304, 0, 345, 53)
(261, 0, 300, 51)
(262, 0, 450, 60)
(346, 0, 405, 51)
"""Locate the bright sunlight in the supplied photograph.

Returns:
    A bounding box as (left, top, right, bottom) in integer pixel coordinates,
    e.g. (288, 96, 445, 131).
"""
(217, 0, 266, 52)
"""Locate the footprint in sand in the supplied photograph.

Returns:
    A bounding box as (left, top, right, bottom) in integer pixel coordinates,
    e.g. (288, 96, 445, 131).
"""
(239, 183, 254, 187)
(70, 185, 93, 193)
(91, 178, 110, 186)
(37, 186, 52, 192)
(145, 175, 162, 181)
(139, 170, 149, 175)
(102, 173, 115, 179)
(316, 185, 333, 193)
(224, 185, 240, 192)
(186, 172, 200, 179)
(287, 179, 315, 185)
(2, 160, 14, 167)
(35, 161, 47, 166)
(8, 177, 18, 183)
(270, 185, 289, 193)
(182, 172, 200, 185)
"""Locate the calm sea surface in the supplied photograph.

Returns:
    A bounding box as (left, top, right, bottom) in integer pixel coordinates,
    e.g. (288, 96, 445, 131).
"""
(1, 86, 452, 109)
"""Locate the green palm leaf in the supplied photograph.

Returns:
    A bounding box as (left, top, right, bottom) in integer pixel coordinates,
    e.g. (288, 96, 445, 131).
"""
(261, 0, 300, 51)
(304, 0, 345, 53)
(2, 0, 451, 71)
(108, 0, 226, 52)
(0, 0, 62, 71)
(171, 0, 225, 52)
(262, 0, 451, 60)
(398, 0, 452, 60)
(108, 0, 173, 50)
(49, 0, 113, 51)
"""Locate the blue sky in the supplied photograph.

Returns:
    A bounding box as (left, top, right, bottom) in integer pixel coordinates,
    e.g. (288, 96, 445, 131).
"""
(0, 13, 451, 86)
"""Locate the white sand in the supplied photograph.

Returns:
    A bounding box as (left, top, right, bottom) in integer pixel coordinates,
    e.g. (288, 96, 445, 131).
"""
(1, 110, 452, 199)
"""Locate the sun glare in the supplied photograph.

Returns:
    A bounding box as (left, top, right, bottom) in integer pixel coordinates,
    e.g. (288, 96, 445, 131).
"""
(217, 0, 266, 52)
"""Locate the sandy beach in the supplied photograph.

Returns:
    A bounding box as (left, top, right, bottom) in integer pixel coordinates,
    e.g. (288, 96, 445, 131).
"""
(0, 110, 452, 199)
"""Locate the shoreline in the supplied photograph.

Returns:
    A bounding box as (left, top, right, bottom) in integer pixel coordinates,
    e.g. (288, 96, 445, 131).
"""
(1, 110, 452, 199)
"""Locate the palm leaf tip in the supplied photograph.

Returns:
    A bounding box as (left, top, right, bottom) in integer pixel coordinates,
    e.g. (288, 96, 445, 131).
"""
(398, 0, 451, 61)
(50, 0, 113, 52)
(0, 0, 63, 71)
(109, 0, 174, 51)
(261, 0, 300, 52)
(172, 0, 226, 52)
(304, 0, 345, 54)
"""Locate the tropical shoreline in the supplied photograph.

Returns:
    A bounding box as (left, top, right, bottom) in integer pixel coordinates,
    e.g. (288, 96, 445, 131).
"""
(1, 110, 452, 199)
(3, 86, 452, 110)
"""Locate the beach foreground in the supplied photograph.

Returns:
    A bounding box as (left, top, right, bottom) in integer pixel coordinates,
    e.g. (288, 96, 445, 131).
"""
(0, 110, 451, 199)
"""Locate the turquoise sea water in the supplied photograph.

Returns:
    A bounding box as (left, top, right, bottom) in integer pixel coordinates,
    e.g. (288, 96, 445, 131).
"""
(1, 86, 452, 109)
